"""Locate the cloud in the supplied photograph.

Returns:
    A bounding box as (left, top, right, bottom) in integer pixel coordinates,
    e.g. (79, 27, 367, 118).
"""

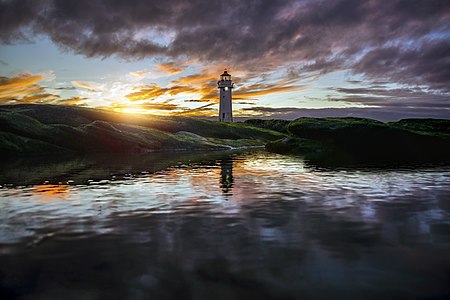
(171, 71, 218, 87)
(110, 100, 184, 113)
(333, 87, 450, 110)
(238, 83, 450, 120)
(0, 73, 87, 105)
(0, 73, 46, 103)
(72, 81, 100, 90)
(110, 97, 217, 115)
(170, 67, 306, 102)
(139, 103, 180, 111)
(234, 84, 307, 100)
(239, 106, 301, 117)
(124, 67, 305, 105)
(352, 39, 450, 91)
(0, 73, 43, 90)
(233, 101, 256, 105)
(129, 71, 148, 78)
(116, 103, 180, 111)
(125, 84, 198, 101)
(2, 0, 449, 91)
(21, 93, 60, 103)
(126, 85, 168, 101)
(238, 106, 450, 121)
(157, 62, 186, 74)
(184, 99, 207, 103)
(170, 69, 220, 100)
(55, 96, 88, 106)
(53, 86, 76, 90)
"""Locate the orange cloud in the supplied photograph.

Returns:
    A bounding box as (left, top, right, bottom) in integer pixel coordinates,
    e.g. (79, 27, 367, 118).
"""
(0, 73, 93, 106)
(72, 81, 99, 90)
(166, 85, 198, 95)
(111, 100, 183, 113)
(171, 70, 222, 101)
(56, 96, 88, 106)
(0, 73, 43, 90)
(172, 68, 305, 103)
(0, 73, 59, 104)
(126, 84, 198, 101)
(157, 62, 186, 74)
(234, 85, 306, 99)
(172, 73, 217, 86)
(137, 102, 180, 111)
(22, 93, 60, 103)
(126, 85, 167, 101)
(129, 71, 148, 78)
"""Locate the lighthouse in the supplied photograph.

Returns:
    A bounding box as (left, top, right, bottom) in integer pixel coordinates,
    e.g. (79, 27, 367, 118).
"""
(217, 70, 234, 122)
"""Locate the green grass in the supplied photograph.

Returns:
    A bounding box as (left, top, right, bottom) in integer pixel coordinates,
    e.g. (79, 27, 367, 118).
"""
(266, 117, 450, 164)
(0, 104, 283, 155)
(0, 131, 67, 154)
(388, 118, 450, 137)
(243, 119, 291, 133)
(287, 117, 390, 139)
(2, 104, 283, 140)
(3, 104, 448, 163)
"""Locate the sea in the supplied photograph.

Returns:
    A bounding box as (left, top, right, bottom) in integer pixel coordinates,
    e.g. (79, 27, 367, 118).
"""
(1, 149, 449, 299)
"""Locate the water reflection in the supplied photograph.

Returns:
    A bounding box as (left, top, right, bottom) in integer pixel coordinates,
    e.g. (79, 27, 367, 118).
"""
(0, 150, 241, 186)
(220, 158, 234, 195)
(33, 184, 69, 202)
(1, 150, 450, 299)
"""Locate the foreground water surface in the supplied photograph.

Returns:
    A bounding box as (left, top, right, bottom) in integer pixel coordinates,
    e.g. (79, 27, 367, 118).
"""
(1, 150, 450, 300)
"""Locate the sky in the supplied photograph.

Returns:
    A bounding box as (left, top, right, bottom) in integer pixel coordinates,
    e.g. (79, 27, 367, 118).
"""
(0, 0, 449, 120)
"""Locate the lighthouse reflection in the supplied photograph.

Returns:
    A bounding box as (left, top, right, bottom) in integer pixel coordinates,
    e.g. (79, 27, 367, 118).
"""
(219, 158, 234, 195)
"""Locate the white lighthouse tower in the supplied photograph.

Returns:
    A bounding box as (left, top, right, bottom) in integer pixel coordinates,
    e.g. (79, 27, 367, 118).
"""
(218, 70, 234, 122)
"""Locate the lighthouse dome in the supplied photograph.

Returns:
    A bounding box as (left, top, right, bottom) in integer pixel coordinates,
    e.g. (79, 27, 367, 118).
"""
(220, 70, 231, 81)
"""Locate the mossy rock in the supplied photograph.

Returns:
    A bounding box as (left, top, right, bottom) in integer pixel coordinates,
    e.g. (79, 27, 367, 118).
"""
(243, 119, 291, 133)
(0, 104, 283, 155)
(389, 119, 450, 137)
(269, 117, 450, 164)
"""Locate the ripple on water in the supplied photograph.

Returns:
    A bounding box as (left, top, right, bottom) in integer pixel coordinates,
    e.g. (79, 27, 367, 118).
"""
(1, 151, 450, 299)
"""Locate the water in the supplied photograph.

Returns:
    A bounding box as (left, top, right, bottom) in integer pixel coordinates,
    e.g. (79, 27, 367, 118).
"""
(1, 150, 450, 300)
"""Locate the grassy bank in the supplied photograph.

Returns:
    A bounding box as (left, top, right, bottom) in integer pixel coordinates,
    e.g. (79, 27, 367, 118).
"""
(3, 104, 448, 164)
(0, 104, 283, 155)
(249, 117, 450, 165)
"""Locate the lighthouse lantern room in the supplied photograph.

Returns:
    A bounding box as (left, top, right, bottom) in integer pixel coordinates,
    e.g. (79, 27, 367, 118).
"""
(217, 70, 233, 122)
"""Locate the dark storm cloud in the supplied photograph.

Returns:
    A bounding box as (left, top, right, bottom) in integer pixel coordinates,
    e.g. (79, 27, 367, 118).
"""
(1, 0, 450, 90)
(353, 39, 450, 91)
